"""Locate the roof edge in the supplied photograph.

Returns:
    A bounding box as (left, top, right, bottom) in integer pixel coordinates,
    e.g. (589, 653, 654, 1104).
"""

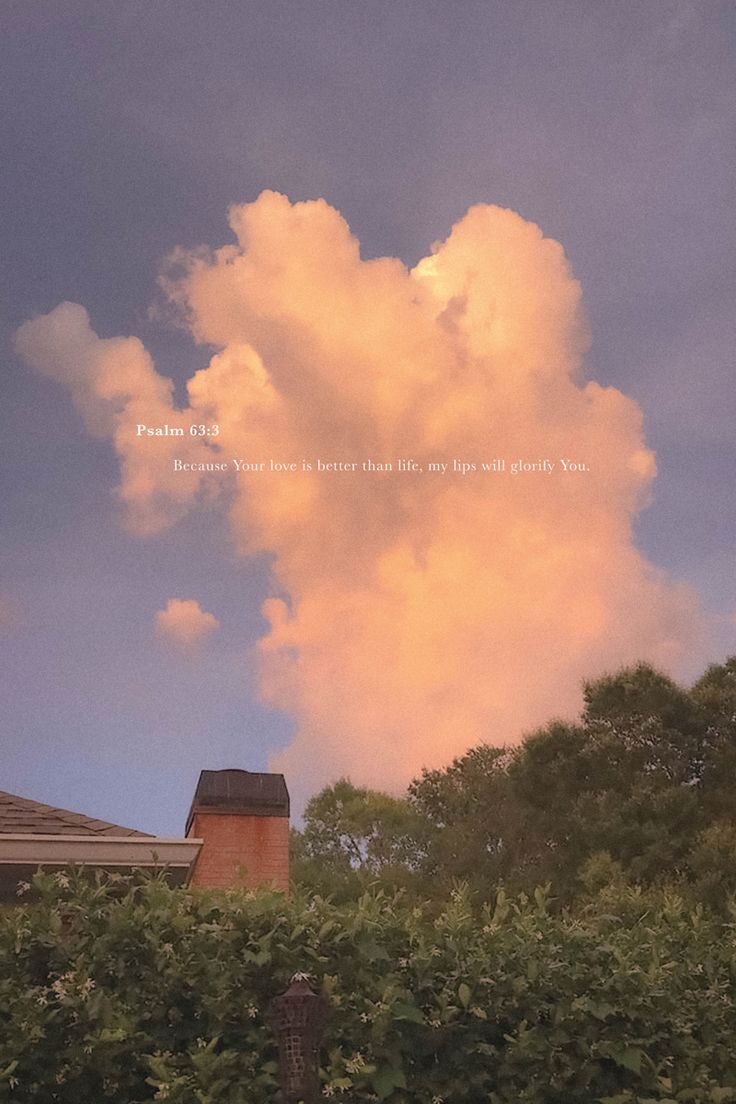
(0, 835, 202, 869)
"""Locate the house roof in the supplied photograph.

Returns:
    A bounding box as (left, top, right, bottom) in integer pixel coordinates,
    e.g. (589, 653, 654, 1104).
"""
(0, 790, 153, 838)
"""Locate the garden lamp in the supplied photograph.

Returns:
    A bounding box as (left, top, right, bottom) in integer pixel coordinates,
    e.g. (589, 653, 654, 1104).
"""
(270, 972, 330, 1103)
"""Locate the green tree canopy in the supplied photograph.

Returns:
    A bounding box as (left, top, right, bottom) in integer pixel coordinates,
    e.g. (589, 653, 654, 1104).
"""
(291, 778, 426, 900)
(292, 658, 736, 906)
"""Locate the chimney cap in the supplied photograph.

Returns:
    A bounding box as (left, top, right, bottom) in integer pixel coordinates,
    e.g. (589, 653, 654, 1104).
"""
(186, 769, 290, 833)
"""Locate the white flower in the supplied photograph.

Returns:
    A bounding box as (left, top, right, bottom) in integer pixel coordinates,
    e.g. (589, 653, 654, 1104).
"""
(345, 1052, 365, 1073)
(51, 971, 75, 1001)
(80, 977, 96, 998)
(16, 881, 31, 897)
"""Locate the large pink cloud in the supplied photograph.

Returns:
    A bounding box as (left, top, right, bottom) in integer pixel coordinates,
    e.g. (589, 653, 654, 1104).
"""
(16, 192, 705, 799)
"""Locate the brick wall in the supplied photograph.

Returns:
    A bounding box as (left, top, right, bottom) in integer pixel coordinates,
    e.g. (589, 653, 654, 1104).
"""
(187, 810, 289, 893)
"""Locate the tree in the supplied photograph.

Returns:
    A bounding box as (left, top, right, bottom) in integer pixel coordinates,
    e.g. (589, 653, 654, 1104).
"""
(292, 658, 736, 908)
(408, 743, 548, 896)
(506, 663, 716, 892)
(291, 779, 425, 900)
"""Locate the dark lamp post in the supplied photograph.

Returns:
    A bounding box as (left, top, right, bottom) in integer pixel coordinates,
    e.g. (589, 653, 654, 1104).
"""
(270, 972, 330, 1103)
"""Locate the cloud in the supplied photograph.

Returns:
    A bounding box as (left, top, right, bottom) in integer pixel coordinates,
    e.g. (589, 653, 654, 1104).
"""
(155, 599, 220, 647)
(14, 302, 216, 535)
(16, 192, 705, 800)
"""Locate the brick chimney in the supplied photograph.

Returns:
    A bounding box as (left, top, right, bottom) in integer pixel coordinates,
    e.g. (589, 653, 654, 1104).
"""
(186, 769, 290, 892)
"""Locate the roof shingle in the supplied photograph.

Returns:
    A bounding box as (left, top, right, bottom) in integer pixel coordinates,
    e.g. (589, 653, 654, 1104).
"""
(0, 790, 152, 837)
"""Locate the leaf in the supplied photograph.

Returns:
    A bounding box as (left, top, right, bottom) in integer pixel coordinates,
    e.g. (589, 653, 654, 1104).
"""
(457, 982, 471, 1008)
(372, 1063, 407, 1100)
(608, 1045, 644, 1073)
(358, 937, 390, 963)
(589, 1000, 615, 1021)
(0, 1061, 19, 1082)
(393, 1000, 424, 1023)
(492, 891, 510, 926)
(99, 1027, 128, 1042)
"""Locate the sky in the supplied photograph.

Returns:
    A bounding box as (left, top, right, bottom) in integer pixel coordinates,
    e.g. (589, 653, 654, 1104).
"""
(1, 0, 735, 835)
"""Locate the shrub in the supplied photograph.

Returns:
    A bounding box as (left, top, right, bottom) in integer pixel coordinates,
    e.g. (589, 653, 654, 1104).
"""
(1, 871, 736, 1102)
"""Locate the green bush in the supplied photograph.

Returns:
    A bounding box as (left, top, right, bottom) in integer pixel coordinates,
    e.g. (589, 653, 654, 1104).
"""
(1, 871, 736, 1103)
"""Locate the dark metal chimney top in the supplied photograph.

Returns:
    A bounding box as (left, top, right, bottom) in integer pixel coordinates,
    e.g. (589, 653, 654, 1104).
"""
(186, 769, 290, 834)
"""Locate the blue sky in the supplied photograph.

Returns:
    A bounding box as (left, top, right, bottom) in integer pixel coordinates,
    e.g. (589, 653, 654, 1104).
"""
(1, 1, 734, 834)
